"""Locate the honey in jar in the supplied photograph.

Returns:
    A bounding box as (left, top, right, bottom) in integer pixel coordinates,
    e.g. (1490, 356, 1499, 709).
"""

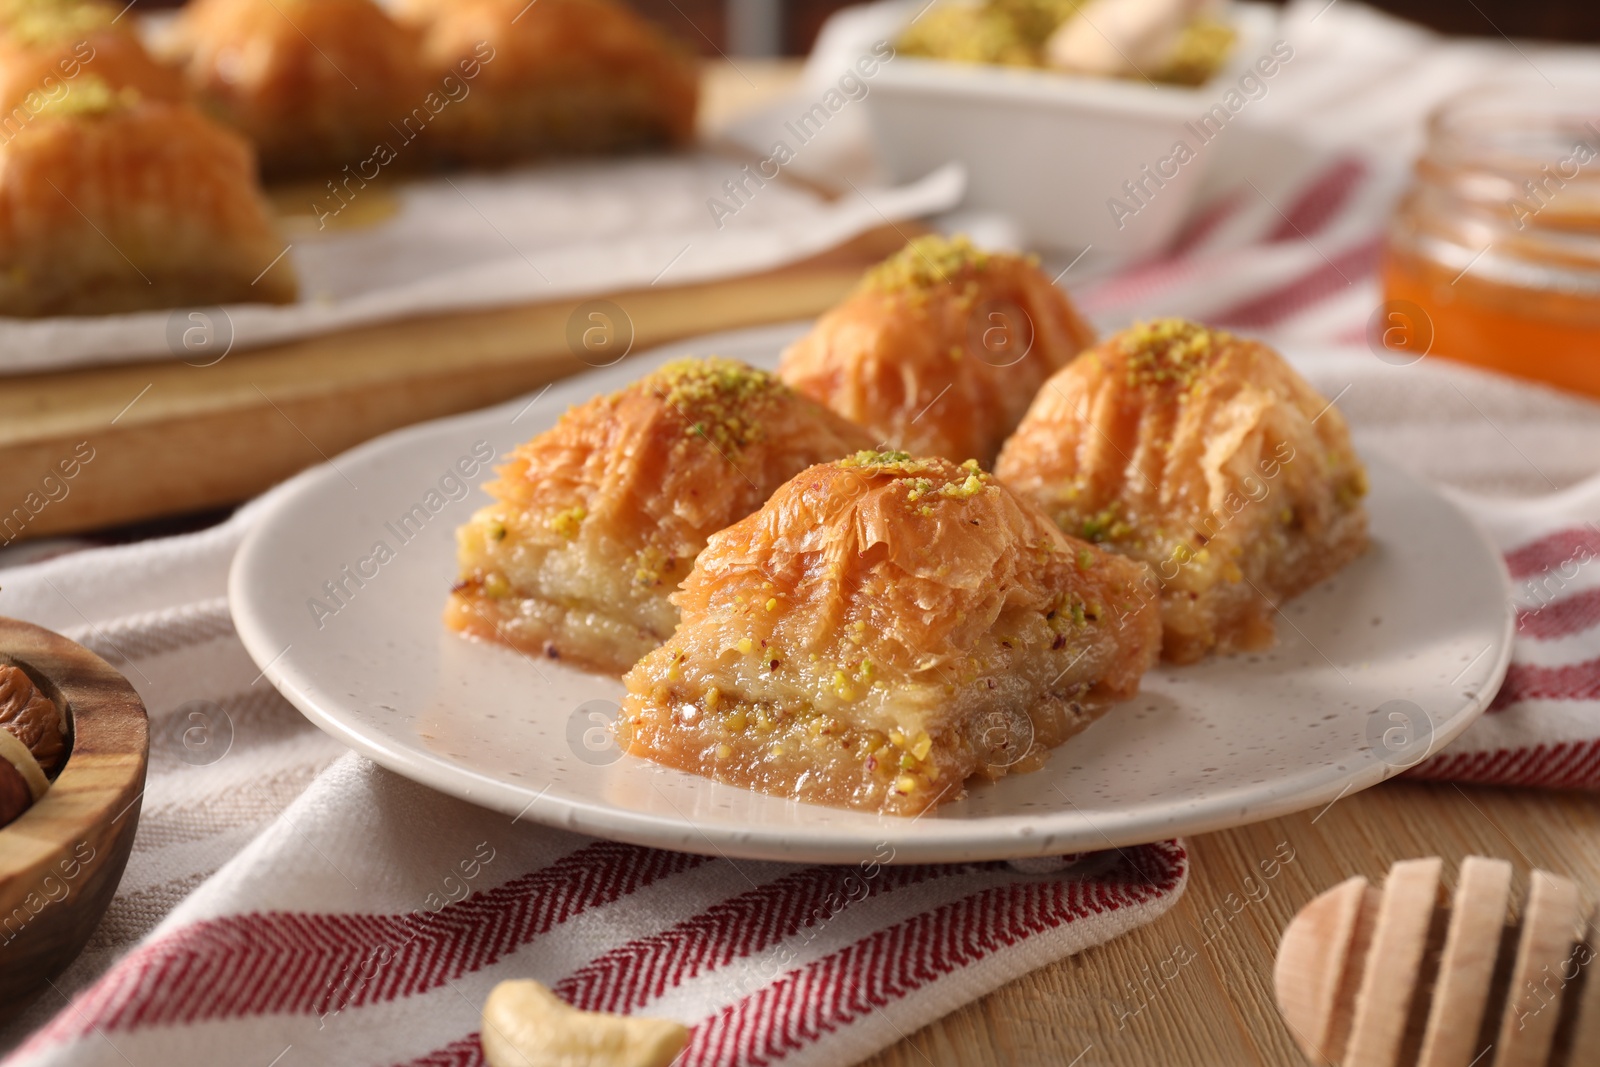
(1381, 83, 1600, 397)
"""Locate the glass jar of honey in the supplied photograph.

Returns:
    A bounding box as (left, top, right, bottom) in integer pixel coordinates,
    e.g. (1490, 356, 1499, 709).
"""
(1381, 83, 1600, 397)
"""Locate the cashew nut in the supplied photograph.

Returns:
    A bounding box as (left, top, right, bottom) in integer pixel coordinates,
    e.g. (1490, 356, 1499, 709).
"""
(1047, 0, 1221, 77)
(480, 979, 688, 1067)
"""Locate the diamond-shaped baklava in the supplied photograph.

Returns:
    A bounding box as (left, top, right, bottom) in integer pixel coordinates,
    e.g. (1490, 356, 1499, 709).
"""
(396, 0, 699, 165)
(779, 234, 1097, 468)
(447, 358, 874, 675)
(166, 0, 425, 179)
(0, 0, 186, 113)
(0, 80, 296, 315)
(620, 452, 1161, 816)
(995, 319, 1368, 664)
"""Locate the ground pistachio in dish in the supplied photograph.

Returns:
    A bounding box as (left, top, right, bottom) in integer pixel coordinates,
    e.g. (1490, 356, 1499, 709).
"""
(899, 0, 1237, 87)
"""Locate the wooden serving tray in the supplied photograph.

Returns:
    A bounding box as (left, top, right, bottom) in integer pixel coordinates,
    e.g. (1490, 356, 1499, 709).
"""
(0, 225, 910, 543)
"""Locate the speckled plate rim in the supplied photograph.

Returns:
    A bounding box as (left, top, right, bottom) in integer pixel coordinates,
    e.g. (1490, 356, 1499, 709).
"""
(229, 322, 1515, 865)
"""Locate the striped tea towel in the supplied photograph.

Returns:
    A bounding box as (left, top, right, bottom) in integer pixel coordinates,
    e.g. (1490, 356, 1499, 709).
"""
(1409, 477, 1600, 789)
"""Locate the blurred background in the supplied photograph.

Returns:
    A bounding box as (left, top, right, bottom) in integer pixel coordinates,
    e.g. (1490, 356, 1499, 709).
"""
(129, 0, 1600, 53)
(660, 0, 1600, 53)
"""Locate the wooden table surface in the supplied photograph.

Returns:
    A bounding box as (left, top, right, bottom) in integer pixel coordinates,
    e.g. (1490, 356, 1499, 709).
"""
(861, 781, 1600, 1066)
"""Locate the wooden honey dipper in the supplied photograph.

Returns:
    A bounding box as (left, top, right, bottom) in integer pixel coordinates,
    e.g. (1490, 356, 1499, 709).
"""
(1275, 857, 1600, 1067)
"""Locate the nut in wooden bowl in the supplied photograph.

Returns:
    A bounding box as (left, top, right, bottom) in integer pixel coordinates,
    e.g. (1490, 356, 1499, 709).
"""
(0, 654, 71, 826)
(0, 617, 149, 1025)
(1275, 855, 1599, 1067)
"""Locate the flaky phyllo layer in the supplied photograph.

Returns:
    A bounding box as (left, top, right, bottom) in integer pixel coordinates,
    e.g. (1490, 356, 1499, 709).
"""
(997, 319, 1369, 664)
(446, 357, 873, 674)
(779, 234, 1097, 468)
(621, 452, 1162, 816)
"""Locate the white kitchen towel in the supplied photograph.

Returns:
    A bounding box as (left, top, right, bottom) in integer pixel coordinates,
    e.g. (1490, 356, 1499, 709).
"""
(0, 750, 1185, 1066)
(1408, 475, 1600, 789)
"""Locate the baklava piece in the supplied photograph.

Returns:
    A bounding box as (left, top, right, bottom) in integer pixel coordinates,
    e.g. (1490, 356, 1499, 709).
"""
(779, 234, 1096, 468)
(447, 358, 874, 675)
(395, 0, 698, 165)
(0, 80, 297, 315)
(995, 319, 1369, 664)
(621, 452, 1161, 816)
(166, 0, 425, 178)
(0, 0, 185, 114)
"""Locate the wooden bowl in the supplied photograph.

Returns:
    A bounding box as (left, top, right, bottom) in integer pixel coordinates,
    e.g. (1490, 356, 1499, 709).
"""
(0, 617, 148, 1024)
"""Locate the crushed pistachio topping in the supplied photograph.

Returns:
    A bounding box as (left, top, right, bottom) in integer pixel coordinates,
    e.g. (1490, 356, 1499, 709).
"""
(900, 0, 1085, 67)
(842, 452, 995, 511)
(1118, 318, 1234, 391)
(546, 505, 586, 540)
(482, 573, 511, 598)
(939, 471, 988, 500)
(646, 357, 785, 452)
(860, 234, 991, 294)
(899, 0, 1233, 85)
(1078, 503, 1130, 543)
(633, 545, 672, 586)
(840, 450, 953, 482)
(1075, 547, 1096, 570)
(1051, 591, 1101, 629)
(37, 75, 139, 119)
(484, 519, 507, 542)
(839, 449, 915, 469)
(0, 0, 115, 46)
(1152, 17, 1238, 87)
(1336, 467, 1368, 508)
(899, 5, 1037, 66)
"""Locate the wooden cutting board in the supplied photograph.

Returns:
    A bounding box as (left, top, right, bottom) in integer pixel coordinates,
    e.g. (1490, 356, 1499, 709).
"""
(0, 224, 911, 544)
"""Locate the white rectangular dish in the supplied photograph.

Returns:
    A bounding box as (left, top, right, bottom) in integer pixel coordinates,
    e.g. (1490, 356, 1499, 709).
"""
(810, 0, 1280, 258)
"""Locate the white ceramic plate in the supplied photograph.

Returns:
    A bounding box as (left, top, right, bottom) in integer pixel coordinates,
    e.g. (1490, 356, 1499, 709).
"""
(230, 323, 1515, 864)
